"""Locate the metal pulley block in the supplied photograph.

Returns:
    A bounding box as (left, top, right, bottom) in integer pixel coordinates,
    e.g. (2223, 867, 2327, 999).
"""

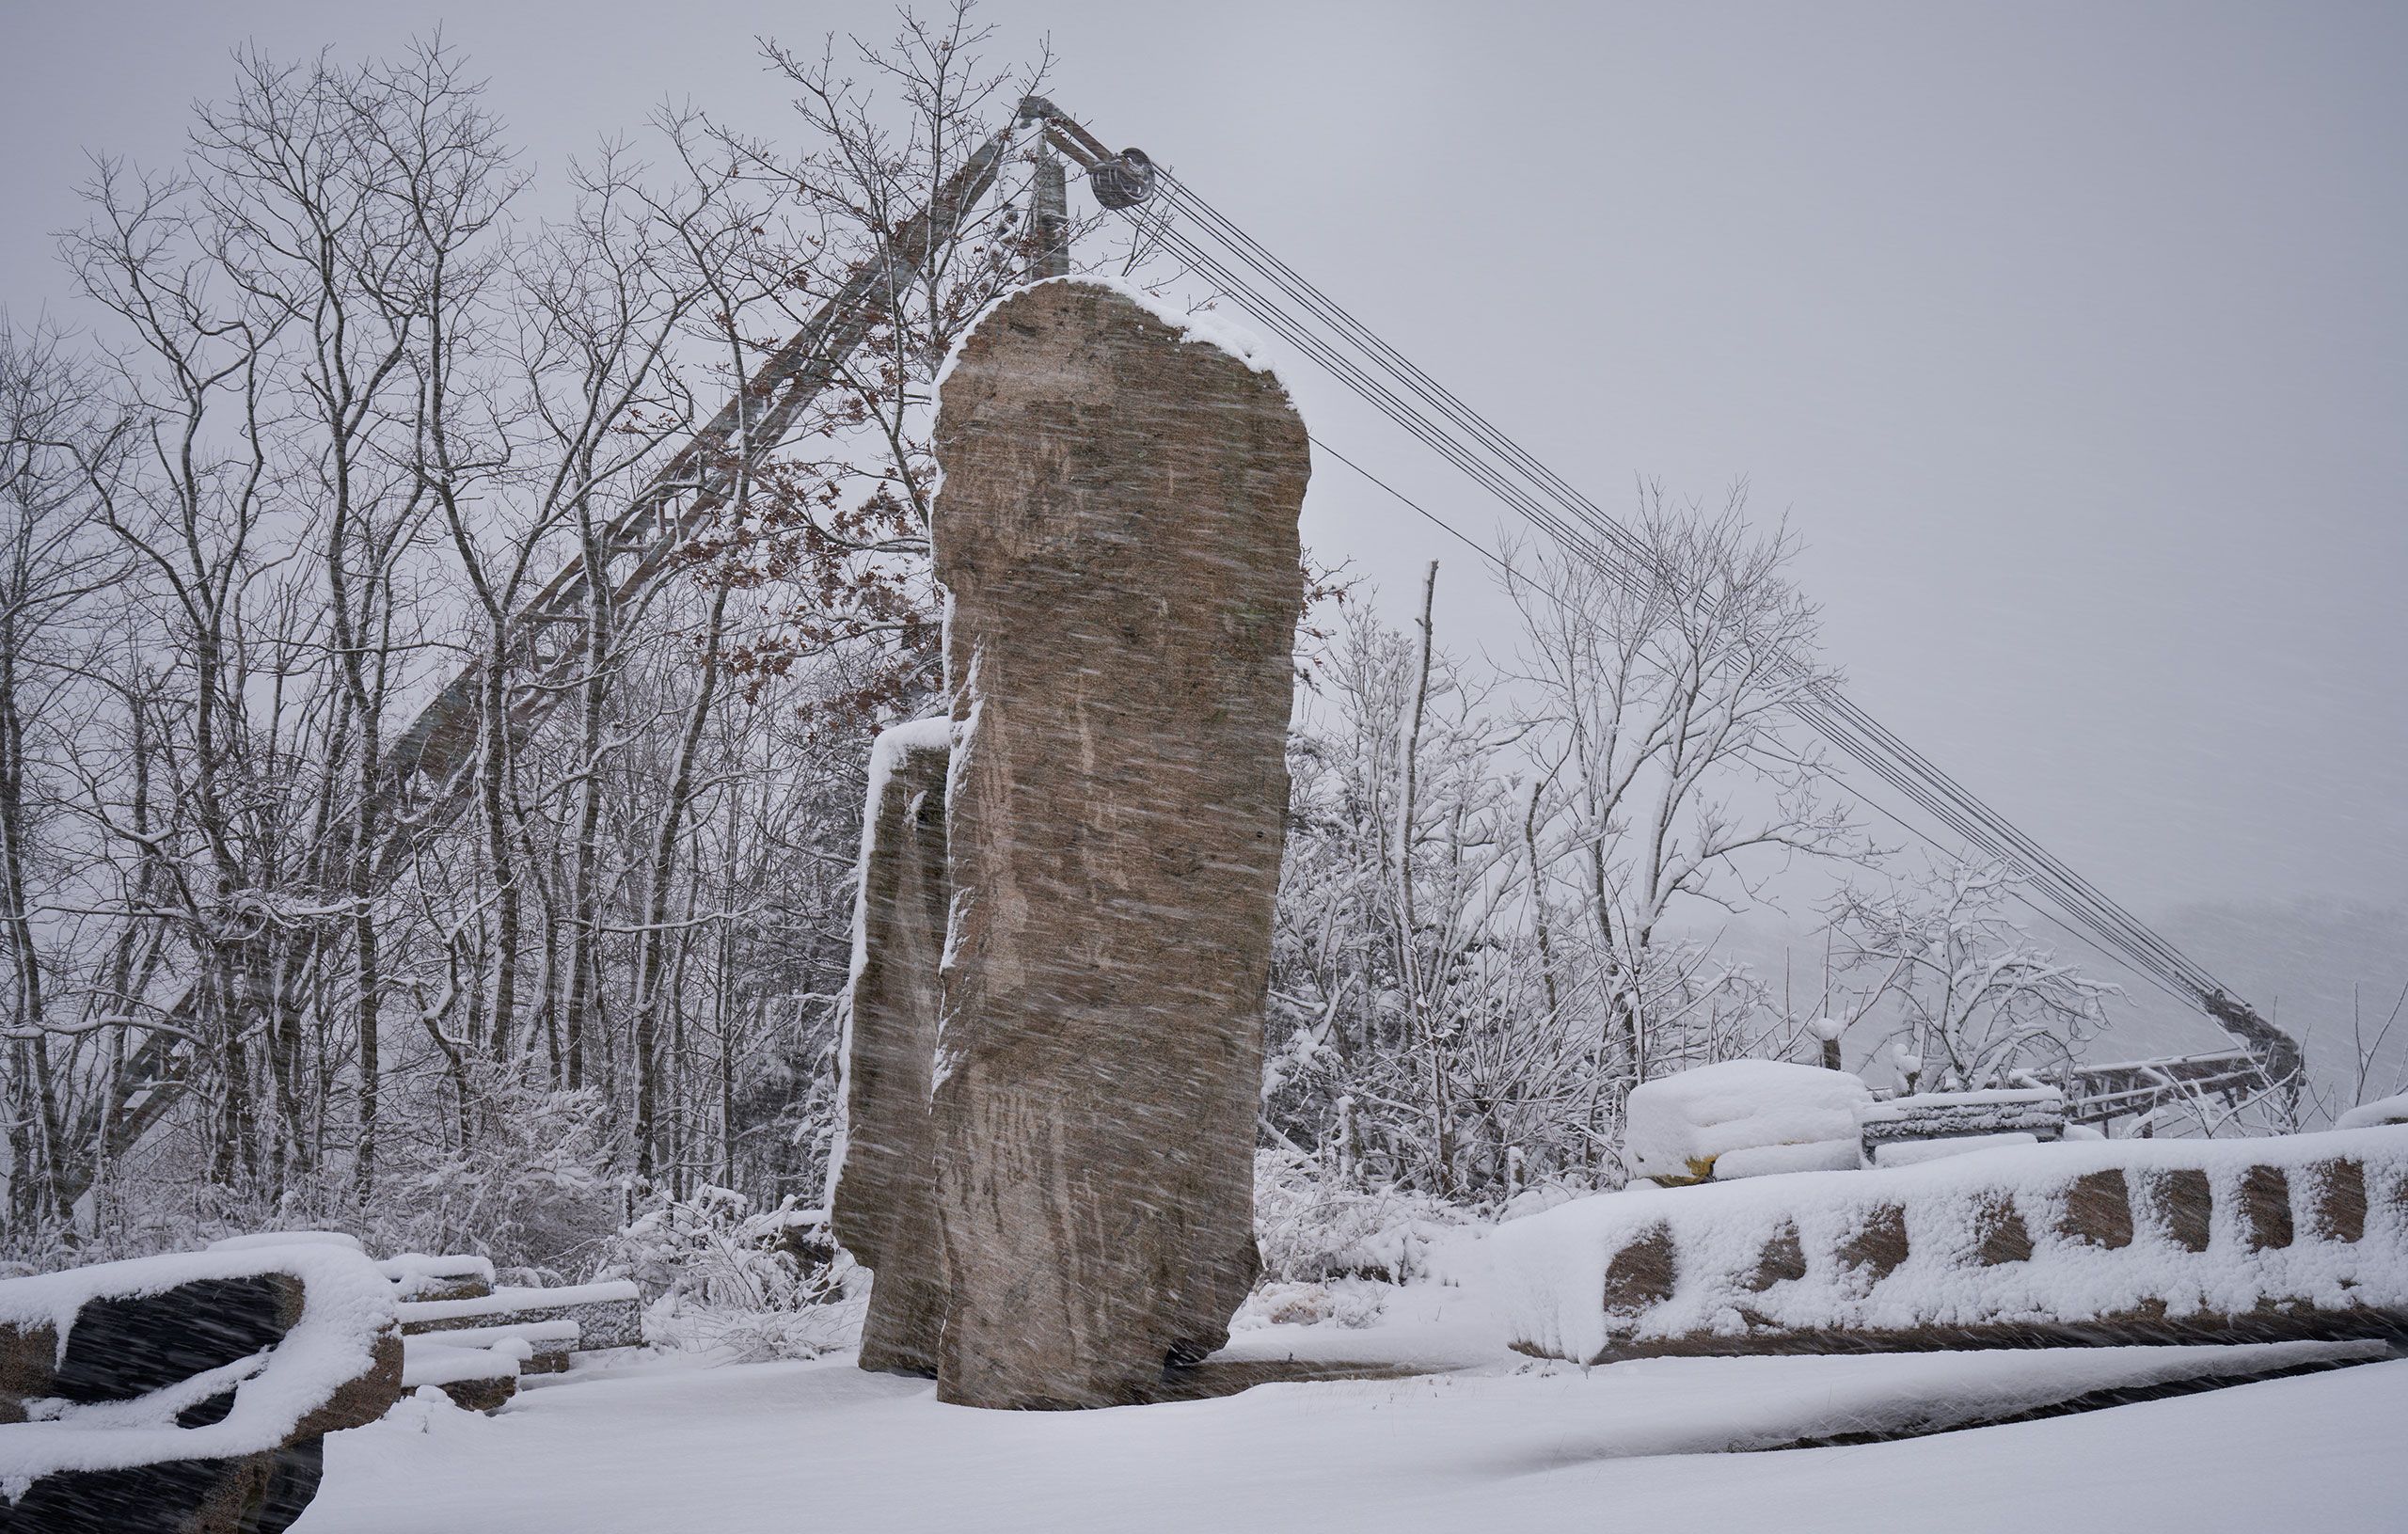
(1088, 148, 1156, 210)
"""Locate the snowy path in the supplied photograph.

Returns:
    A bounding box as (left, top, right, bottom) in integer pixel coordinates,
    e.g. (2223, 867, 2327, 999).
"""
(300, 1334, 2408, 1532)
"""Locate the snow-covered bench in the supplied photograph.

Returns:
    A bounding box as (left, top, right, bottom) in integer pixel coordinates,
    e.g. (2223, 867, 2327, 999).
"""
(376, 1253, 495, 1304)
(396, 1280, 642, 1368)
(1493, 1126, 2408, 1365)
(0, 1242, 402, 1533)
(1857, 1087, 2068, 1167)
(400, 1335, 531, 1414)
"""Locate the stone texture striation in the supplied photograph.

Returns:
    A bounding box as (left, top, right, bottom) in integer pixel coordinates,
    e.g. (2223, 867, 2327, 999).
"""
(927, 278, 1308, 1408)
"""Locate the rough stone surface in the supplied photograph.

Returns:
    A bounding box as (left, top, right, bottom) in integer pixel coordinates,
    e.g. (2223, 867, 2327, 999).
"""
(295, 1330, 404, 1437)
(2239, 1163, 2294, 1252)
(1837, 1204, 1910, 1288)
(2058, 1168, 2135, 1249)
(927, 279, 1307, 1409)
(830, 722, 954, 1377)
(55, 1274, 299, 1402)
(435, 1374, 518, 1413)
(0, 1320, 56, 1425)
(1741, 1222, 1808, 1292)
(2307, 1159, 2367, 1244)
(0, 1442, 323, 1534)
(2147, 1167, 2214, 1252)
(1972, 1194, 2036, 1266)
(1602, 1225, 1679, 1317)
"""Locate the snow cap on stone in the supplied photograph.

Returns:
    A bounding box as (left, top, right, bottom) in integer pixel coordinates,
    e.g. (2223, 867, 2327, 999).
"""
(1625, 1059, 1872, 1183)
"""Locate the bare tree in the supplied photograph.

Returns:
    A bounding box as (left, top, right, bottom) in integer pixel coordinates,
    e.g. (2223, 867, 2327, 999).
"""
(1504, 485, 1861, 1103)
(0, 321, 126, 1235)
(1824, 858, 2118, 1091)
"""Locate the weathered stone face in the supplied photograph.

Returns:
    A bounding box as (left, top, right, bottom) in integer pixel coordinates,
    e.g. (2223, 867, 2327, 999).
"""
(928, 279, 1308, 1409)
(829, 720, 955, 1377)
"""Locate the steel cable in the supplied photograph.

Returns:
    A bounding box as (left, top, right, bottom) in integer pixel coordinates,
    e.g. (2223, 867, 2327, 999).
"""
(1119, 174, 2227, 1014)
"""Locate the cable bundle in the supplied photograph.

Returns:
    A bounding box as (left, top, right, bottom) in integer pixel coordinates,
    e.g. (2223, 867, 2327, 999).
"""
(1109, 164, 2251, 1028)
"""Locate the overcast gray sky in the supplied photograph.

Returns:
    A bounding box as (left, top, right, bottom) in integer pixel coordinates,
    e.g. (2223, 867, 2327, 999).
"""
(4, 2, 2402, 996)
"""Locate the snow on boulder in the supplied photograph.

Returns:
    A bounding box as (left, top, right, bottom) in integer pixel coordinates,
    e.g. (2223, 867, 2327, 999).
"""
(1713, 1139, 1861, 1180)
(0, 1241, 401, 1523)
(2338, 1093, 2408, 1131)
(1626, 1060, 1872, 1184)
(400, 1338, 525, 1389)
(206, 1230, 363, 1253)
(375, 1252, 496, 1303)
(1872, 1131, 2040, 1168)
(401, 1335, 526, 1413)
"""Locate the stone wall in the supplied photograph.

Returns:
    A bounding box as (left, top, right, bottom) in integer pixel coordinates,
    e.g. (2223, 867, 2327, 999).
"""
(1490, 1128, 2408, 1365)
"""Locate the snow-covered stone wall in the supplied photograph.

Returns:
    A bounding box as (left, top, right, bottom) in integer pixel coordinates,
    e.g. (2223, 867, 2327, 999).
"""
(1493, 1126, 2408, 1365)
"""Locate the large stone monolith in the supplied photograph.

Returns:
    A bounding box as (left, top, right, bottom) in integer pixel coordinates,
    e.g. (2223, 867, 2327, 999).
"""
(928, 278, 1308, 1409)
(828, 717, 954, 1377)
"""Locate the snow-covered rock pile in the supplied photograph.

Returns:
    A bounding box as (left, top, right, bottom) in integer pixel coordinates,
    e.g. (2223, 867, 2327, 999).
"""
(1493, 1125, 2408, 1365)
(0, 1242, 400, 1527)
(1624, 1060, 1871, 1183)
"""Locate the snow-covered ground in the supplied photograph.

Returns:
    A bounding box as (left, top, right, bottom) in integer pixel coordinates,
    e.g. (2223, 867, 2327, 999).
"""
(299, 1286, 2408, 1533)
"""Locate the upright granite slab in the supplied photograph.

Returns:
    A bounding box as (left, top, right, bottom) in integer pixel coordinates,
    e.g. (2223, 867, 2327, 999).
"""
(829, 717, 955, 1377)
(928, 278, 1308, 1408)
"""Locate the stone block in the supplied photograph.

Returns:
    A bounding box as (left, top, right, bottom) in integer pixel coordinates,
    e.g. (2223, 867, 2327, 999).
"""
(830, 720, 954, 1378)
(1972, 1193, 2035, 1266)
(2146, 1167, 2213, 1252)
(1838, 1204, 1910, 1287)
(1740, 1221, 1807, 1293)
(2239, 1164, 2293, 1252)
(1603, 1224, 1678, 1318)
(2057, 1168, 2134, 1249)
(2306, 1159, 2367, 1244)
(927, 280, 1307, 1408)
